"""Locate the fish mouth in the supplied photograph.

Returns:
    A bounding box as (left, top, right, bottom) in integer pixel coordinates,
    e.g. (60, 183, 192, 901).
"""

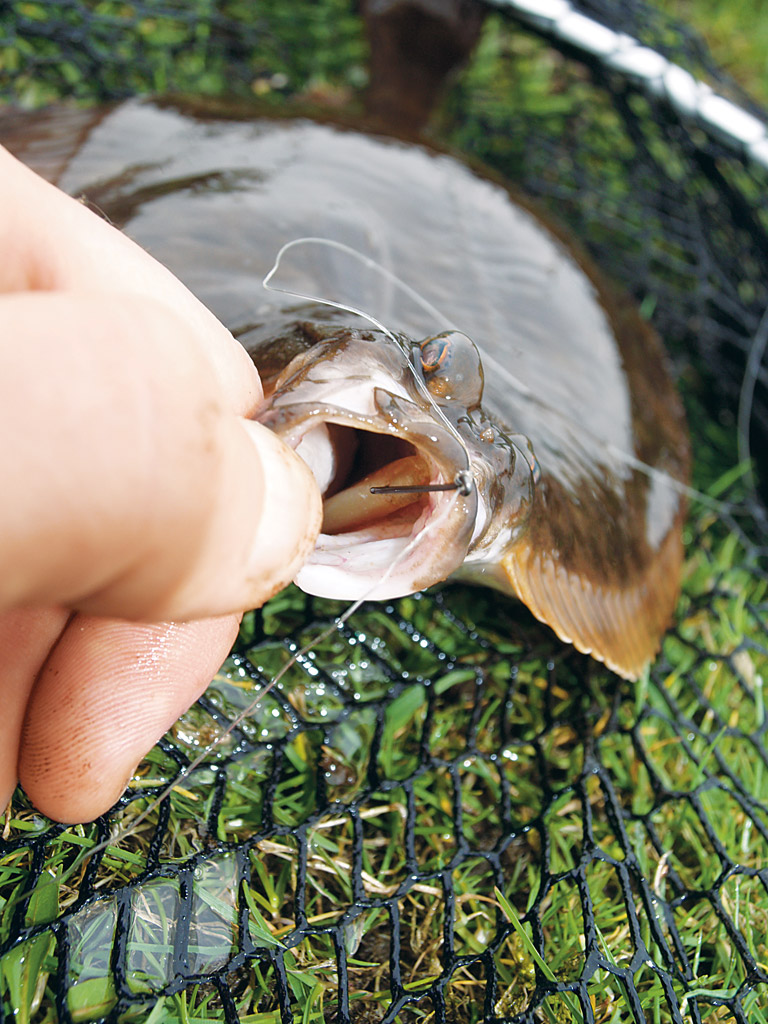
(259, 402, 478, 600)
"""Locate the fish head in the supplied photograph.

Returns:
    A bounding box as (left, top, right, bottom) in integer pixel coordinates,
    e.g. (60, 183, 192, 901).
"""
(253, 321, 536, 600)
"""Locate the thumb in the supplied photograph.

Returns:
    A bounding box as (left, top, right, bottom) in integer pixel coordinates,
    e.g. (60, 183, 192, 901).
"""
(0, 290, 322, 621)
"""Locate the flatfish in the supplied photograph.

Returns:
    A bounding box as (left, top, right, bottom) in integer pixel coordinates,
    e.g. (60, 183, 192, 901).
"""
(1, 99, 690, 679)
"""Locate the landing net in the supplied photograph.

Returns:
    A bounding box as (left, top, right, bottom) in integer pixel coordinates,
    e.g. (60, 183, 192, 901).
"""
(0, 2, 766, 1022)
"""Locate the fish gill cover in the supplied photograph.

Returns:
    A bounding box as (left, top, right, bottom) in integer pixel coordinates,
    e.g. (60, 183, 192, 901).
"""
(0, 1, 767, 1022)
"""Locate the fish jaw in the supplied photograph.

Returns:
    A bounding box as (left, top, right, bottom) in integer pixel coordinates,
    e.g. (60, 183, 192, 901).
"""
(254, 331, 482, 600)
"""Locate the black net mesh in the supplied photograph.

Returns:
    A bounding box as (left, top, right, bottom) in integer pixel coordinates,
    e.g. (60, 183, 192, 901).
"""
(0, 2, 767, 1022)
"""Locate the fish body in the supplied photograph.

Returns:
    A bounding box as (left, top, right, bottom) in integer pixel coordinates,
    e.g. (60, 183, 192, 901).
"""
(1, 99, 690, 678)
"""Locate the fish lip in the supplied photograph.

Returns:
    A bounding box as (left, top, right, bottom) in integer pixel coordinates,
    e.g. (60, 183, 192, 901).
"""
(256, 400, 478, 600)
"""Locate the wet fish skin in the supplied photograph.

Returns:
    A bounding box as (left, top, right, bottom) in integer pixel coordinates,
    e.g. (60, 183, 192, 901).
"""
(244, 316, 536, 596)
(0, 99, 690, 679)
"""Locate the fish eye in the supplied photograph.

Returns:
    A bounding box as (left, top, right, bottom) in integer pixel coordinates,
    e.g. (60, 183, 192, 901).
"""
(420, 336, 451, 373)
(417, 331, 484, 408)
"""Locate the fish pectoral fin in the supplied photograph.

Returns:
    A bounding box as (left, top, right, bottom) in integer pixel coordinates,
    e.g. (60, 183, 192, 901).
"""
(501, 531, 684, 681)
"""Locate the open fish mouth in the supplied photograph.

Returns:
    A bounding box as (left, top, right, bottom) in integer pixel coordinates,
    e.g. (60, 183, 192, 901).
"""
(257, 391, 479, 601)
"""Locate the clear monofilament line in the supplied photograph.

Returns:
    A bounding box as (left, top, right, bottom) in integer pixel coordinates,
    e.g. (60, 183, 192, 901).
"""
(605, 444, 752, 515)
(737, 300, 768, 495)
(44, 231, 752, 878)
(265, 237, 748, 519)
(262, 238, 474, 478)
(67, 482, 469, 868)
(263, 237, 452, 335)
(263, 239, 402, 343)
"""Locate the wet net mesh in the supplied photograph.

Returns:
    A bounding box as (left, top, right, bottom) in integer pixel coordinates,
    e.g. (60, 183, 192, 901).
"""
(0, 1, 767, 1022)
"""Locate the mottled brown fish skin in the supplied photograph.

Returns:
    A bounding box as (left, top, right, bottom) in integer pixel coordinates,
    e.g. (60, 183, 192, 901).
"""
(495, 263, 690, 679)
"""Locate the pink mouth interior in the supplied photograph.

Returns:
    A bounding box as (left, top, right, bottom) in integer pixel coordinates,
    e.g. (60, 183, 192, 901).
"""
(291, 421, 456, 600)
(306, 424, 433, 537)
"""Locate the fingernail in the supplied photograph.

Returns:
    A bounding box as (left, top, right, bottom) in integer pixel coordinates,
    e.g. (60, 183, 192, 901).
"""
(150, 418, 322, 622)
(240, 419, 322, 604)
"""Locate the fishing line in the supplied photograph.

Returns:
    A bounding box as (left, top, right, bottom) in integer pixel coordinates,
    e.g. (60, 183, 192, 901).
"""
(263, 238, 474, 479)
(266, 237, 749, 519)
(737, 299, 768, 495)
(481, 346, 752, 514)
(54, 243, 480, 870)
(488, 356, 754, 516)
(263, 238, 402, 341)
(264, 237, 452, 337)
(46, 238, 752, 876)
(473, 347, 751, 516)
(47, 481, 467, 875)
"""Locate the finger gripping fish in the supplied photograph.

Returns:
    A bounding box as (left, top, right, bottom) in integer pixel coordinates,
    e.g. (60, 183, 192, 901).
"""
(7, 100, 690, 680)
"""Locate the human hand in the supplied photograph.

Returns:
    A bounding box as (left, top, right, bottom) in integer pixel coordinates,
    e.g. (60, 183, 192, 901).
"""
(0, 145, 322, 823)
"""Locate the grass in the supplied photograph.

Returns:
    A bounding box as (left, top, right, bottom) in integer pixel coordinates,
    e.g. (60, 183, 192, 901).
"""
(0, 1, 767, 1021)
(0, 0, 368, 108)
(654, 0, 768, 105)
(0, 497, 765, 1021)
(5, 467, 765, 1022)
